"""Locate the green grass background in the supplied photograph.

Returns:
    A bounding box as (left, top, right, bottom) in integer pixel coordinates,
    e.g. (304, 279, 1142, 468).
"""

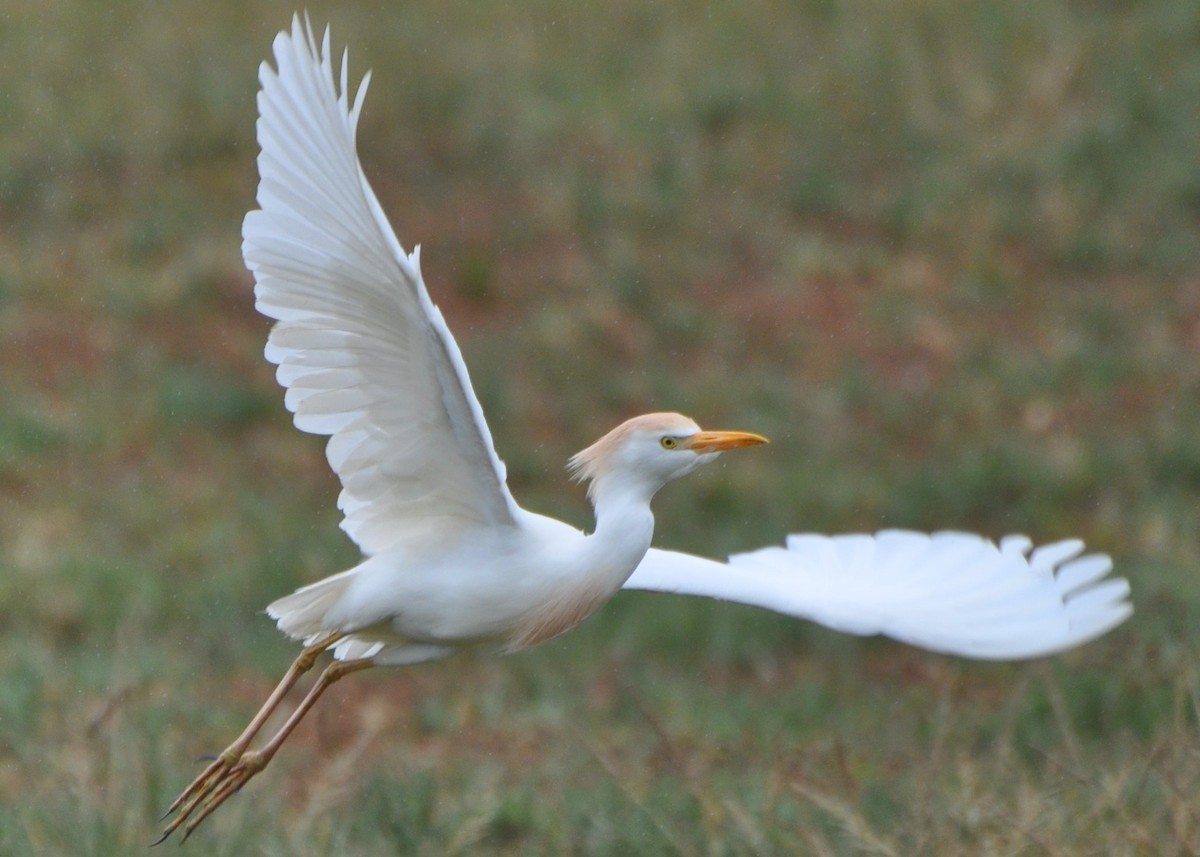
(2, 1, 1198, 853)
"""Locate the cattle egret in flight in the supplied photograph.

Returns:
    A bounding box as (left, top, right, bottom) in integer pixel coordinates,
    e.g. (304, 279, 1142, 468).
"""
(155, 17, 1132, 843)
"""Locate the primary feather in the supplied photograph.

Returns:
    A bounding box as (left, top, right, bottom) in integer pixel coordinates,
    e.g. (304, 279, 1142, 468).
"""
(624, 531, 1132, 659)
(245, 19, 519, 556)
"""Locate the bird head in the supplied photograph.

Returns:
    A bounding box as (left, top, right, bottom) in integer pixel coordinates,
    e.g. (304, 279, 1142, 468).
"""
(568, 412, 768, 505)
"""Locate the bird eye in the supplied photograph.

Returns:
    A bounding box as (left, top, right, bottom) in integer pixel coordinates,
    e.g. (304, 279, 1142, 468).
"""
(660, 436, 677, 449)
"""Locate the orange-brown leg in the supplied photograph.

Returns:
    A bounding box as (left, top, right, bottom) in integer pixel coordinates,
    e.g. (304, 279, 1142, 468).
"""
(153, 632, 348, 845)
(174, 657, 375, 841)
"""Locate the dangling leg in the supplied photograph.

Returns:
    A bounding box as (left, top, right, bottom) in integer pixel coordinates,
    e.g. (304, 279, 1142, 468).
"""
(154, 631, 347, 845)
(171, 657, 375, 842)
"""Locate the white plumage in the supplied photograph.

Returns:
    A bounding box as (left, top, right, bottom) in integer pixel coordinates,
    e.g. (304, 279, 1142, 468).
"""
(246, 29, 519, 554)
(156, 16, 1132, 843)
(626, 531, 1130, 660)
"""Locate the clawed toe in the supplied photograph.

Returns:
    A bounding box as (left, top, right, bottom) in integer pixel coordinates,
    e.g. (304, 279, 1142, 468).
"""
(154, 751, 261, 845)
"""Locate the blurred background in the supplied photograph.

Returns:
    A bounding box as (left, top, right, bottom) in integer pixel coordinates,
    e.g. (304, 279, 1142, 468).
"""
(2, 1, 1198, 853)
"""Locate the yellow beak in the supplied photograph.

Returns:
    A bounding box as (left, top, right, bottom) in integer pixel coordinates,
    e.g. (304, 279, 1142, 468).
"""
(682, 430, 769, 454)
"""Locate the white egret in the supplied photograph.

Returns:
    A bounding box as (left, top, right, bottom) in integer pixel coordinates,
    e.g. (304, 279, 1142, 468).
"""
(156, 17, 1132, 843)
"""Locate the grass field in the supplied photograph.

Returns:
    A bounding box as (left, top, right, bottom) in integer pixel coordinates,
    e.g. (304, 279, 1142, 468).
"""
(2, 1, 1199, 853)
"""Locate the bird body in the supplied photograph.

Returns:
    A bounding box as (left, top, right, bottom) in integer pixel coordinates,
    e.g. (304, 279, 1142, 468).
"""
(267, 412, 762, 662)
(273, 511, 622, 659)
(155, 16, 1133, 843)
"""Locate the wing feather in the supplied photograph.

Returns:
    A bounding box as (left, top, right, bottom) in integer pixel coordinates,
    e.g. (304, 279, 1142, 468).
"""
(623, 530, 1131, 659)
(245, 16, 520, 553)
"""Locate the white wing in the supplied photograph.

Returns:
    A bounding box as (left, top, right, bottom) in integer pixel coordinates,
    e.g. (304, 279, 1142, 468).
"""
(243, 17, 521, 553)
(623, 530, 1131, 659)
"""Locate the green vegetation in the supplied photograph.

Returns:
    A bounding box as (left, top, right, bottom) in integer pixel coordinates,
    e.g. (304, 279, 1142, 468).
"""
(2, 0, 1198, 853)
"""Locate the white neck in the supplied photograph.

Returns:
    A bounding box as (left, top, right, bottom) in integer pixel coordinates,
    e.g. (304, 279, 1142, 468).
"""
(580, 478, 657, 589)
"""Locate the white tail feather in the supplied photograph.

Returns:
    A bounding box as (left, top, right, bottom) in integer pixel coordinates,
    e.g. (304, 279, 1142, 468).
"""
(265, 568, 356, 644)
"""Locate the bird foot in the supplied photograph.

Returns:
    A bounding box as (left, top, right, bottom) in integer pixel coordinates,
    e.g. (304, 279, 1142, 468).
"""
(153, 749, 267, 845)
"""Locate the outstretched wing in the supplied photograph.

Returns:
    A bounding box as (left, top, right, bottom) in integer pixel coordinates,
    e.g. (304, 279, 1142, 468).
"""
(244, 17, 521, 553)
(623, 530, 1131, 659)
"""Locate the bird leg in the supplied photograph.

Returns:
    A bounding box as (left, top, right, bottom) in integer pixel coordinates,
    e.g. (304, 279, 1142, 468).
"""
(173, 657, 375, 841)
(154, 631, 349, 845)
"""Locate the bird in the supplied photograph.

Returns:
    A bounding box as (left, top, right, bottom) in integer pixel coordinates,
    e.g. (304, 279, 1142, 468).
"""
(155, 16, 1133, 843)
